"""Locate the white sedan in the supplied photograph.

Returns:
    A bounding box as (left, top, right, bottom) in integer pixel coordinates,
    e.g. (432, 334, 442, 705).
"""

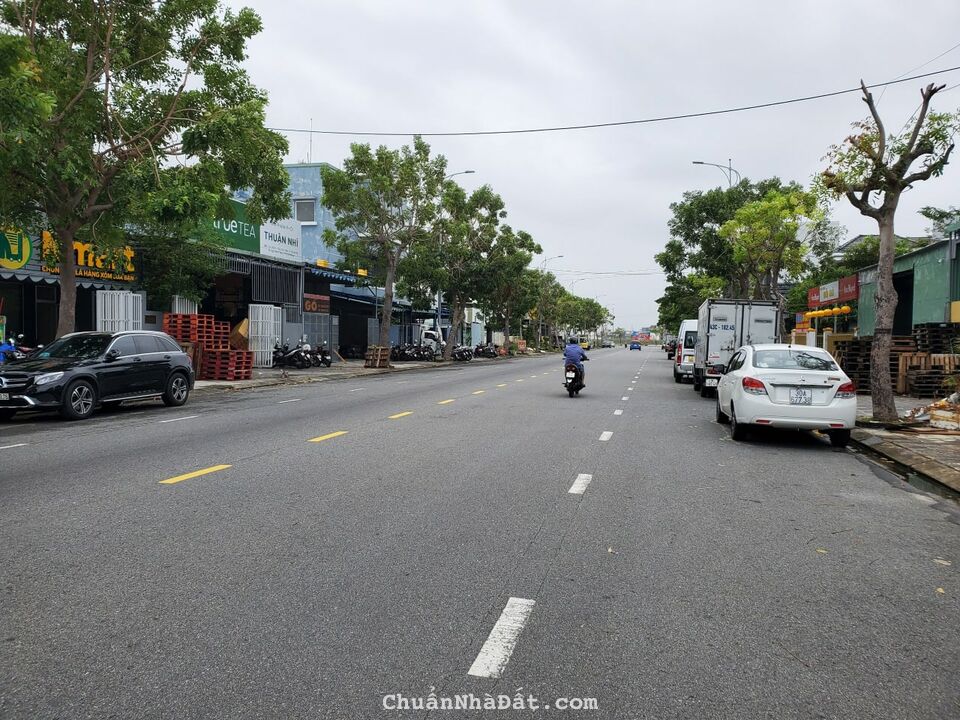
(715, 344, 857, 447)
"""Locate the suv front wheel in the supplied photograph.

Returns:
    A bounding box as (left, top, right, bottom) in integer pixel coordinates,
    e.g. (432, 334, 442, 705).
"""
(60, 379, 97, 421)
(162, 372, 190, 407)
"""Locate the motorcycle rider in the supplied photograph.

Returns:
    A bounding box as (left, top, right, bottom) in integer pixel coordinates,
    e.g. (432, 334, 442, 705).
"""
(563, 336, 588, 385)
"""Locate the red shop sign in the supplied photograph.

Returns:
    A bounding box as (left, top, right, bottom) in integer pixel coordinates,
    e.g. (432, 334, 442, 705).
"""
(837, 274, 859, 303)
(807, 286, 821, 308)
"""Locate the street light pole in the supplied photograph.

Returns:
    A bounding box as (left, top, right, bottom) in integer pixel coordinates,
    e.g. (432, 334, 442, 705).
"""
(692, 159, 742, 188)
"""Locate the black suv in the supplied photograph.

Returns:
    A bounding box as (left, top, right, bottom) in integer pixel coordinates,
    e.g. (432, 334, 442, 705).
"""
(0, 331, 195, 421)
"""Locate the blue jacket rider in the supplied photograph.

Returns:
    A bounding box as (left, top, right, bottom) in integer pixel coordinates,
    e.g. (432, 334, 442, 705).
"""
(563, 337, 588, 380)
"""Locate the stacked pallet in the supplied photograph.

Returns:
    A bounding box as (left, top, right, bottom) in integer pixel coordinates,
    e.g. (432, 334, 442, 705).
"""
(364, 346, 391, 368)
(833, 336, 917, 394)
(896, 354, 960, 394)
(162, 313, 215, 346)
(914, 322, 960, 354)
(163, 313, 253, 381)
(199, 348, 254, 381)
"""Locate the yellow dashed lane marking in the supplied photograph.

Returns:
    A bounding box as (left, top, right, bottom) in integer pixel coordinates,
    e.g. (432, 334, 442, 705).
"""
(497, 383, 507, 387)
(473, 390, 486, 395)
(309, 431, 349, 443)
(389, 411, 414, 419)
(159, 464, 232, 485)
(438, 399, 455, 405)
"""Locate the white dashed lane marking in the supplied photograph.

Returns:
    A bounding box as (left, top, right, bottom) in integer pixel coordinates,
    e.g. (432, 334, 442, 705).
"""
(614, 409, 623, 416)
(158, 415, 198, 424)
(599, 431, 613, 442)
(467, 597, 536, 679)
(621, 396, 629, 401)
(568, 473, 593, 494)
(0, 443, 28, 451)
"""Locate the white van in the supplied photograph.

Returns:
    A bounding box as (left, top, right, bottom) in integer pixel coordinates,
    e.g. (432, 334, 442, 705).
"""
(673, 319, 698, 383)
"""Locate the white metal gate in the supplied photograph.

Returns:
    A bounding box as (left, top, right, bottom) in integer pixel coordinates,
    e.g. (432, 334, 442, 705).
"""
(249, 303, 282, 368)
(171, 295, 198, 314)
(96, 291, 144, 332)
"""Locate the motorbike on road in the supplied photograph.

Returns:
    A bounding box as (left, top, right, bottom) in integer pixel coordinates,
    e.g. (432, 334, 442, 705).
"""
(563, 358, 588, 397)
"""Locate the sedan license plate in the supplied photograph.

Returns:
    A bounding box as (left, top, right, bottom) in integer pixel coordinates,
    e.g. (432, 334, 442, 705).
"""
(790, 387, 813, 405)
(705, 378, 719, 387)
(0, 393, 8, 401)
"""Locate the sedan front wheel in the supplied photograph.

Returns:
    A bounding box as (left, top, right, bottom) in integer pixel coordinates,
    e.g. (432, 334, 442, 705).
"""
(60, 380, 97, 421)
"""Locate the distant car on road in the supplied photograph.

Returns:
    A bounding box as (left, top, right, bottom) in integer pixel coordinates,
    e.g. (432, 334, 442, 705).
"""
(629, 342, 641, 350)
(601, 340, 614, 348)
(715, 344, 856, 447)
(578, 337, 591, 350)
(0, 331, 194, 422)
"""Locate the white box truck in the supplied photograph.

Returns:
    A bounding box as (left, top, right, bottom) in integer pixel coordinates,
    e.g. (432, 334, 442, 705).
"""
(693, 299, 781, 397)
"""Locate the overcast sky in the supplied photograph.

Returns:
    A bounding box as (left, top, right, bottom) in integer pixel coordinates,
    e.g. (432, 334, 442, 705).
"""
(226, 0, 960, 330)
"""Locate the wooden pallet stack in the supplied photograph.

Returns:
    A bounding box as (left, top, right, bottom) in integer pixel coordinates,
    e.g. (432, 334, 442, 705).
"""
(914, 322, 960, 354)
(163, 313, 253, 380)
(162, 313, 216, 346)
(899, 354, 959, 398)
(198, 348, 254, 381)
(364, 346, 391, 368)
(833, 336, 917, 394)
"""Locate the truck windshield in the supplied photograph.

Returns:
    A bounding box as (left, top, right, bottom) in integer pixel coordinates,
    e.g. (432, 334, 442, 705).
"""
(683, 331, 697, 349)
(752, 349, 838, 371)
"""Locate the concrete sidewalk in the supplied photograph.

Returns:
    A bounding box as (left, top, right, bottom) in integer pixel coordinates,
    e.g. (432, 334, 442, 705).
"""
(854, 395, 960, 493)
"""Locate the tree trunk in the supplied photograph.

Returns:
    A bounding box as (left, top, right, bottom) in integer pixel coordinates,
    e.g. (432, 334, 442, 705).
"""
(442, 294, 464, 361)
(503, 304, 511, 353)
(55, 226, 77, 338)
(379, 252, 396, 353)
(870, 211, 899, 421)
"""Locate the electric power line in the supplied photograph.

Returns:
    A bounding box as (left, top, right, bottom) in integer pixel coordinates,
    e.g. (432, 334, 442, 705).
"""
(267, 65, 960, 138)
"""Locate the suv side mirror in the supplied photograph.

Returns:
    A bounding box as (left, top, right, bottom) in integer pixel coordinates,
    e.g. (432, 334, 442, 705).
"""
(106, 348, 121, 361)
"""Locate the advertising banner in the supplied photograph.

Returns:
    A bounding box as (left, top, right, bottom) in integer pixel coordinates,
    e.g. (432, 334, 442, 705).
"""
(260, 218, 302, 263)
(807, 286, 821, 308)
(820, 280, 840, 304)
(837, 274, 859, 303)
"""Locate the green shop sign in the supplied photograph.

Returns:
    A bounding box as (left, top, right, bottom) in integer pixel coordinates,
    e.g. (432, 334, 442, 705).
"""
(212, 199, 259, 254)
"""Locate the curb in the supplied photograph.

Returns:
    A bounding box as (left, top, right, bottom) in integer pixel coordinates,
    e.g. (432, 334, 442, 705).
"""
(851, 429, 960, 493)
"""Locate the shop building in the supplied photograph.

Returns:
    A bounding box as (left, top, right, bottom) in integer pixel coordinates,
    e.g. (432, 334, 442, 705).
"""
(857, 238, 960, 335)
(0, 229, 138, 344)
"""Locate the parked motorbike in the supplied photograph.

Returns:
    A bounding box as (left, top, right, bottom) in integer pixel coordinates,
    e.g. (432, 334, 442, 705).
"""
(0, 334, 33, 364)
(563, 358, 588, 397)
(451, 345, 473, 362)
(273, 337, 310, 369)
(307, 341, 333, 367)
(473, 343, 498, 358)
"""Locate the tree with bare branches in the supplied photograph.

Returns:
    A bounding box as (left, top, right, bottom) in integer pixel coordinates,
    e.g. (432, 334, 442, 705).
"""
(820, 82, 958, 421)
(0, 1, 290, 336)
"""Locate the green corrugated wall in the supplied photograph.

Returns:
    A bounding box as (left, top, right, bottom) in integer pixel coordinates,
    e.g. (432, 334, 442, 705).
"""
(856, 242, 950, 336)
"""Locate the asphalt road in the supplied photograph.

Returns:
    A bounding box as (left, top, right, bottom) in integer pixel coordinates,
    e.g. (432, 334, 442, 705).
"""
(1, 349, 958, 719)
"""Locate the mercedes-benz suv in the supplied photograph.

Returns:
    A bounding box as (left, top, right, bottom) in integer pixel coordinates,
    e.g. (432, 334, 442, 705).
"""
(0, 331, 194, 421)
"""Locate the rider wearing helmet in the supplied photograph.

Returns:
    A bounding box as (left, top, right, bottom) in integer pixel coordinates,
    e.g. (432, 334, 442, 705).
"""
(563, 336, 588, 384)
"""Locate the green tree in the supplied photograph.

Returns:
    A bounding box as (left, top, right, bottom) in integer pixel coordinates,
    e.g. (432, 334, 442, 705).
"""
(0, 1, 290, 336)
(400, 182, 506, 360)
(321, 137, 447, 351)
(820, 81, 958, 420)
(719, 189, 822, 309)
(478, 226, 541, 346)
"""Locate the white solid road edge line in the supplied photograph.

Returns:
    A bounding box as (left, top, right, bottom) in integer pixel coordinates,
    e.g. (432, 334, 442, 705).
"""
(467, 597, 536, 679)
(158, 415, 199, 424)
(0, 443, 28, 450)
(568, 473, 593, 494)
(277, 398, 301, 404)
(599, 431, 613, 442)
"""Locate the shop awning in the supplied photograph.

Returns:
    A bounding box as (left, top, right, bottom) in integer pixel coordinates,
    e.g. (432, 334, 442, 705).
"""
(306, 266, 357, 285)
(330, 287, 412, 309)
